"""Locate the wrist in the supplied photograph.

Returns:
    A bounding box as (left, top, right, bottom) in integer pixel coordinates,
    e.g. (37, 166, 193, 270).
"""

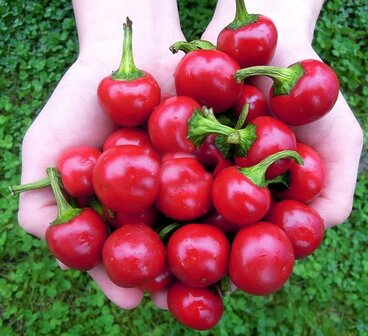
(73, 0, 181, 54)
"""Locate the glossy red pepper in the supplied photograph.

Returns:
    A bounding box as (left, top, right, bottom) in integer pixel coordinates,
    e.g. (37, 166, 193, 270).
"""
(56, 146, 101, 198)
(212, 150, 302, 227)
(217, 0, 277, 68)
(236, 59, 340, 125)
(46, 208, 107, 271)
(102, 224, 165, 288)
(97, 18, 160, 127)
(167, 223, 230, 287)
(272, 142, 326, 203)
(148, 96, 201, 154)
(44, 168, 107, 271)
(229, 222, 294, 295)
(156, 157, 213, 221)
(265, 200, 325, 259)
(171, 40, 241, 113)
(93, 145, 161, 213)
(167, 281, 224, 331)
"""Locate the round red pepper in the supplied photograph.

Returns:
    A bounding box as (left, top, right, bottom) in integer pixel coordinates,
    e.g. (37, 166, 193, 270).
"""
(265, 200, 325, 259)
(212, 150, 303, 227)
(235, 59, 340, 125)
(93, 145, 161, 213)
(97, 18, 161, 127)
(56, 146, 101, 198)
(102, 224, 165, 288)
(272, 142, 326, 203)
(44, 168, 107, 271)
(171, 40, 241, 113)
(46, 208, 107, 271)
(229, 222, 294, 295)
(156, 157, 213, 221)
(167, 223, 230, 287)
(167, 281, 224, 331)
(217, 0, 277, 67)
(148, 96, 200, 154)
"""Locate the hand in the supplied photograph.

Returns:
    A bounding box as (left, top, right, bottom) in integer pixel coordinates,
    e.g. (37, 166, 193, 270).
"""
(17, 0, 184, 310)
(202, 0, 363, 228)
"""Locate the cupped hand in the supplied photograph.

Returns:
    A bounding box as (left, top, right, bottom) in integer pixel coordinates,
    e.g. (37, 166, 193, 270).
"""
(17, 0, 184, 310)
(202, 0, 363, 228)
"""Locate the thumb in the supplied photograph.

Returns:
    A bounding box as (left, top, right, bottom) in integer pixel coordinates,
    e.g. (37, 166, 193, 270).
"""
(150, 290, 169, 310)
(89, 264, 144, 309)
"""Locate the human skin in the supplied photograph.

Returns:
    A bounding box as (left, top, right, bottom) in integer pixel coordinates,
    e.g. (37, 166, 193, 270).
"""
(17, 0, 363, 310)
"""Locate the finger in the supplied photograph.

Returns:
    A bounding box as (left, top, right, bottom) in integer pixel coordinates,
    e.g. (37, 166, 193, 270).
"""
(16, 123, 61, 238)
(88, 264, 143, 309)
(300, 95, 363, 228)
(309, 155, 360, 228)
(150, 290, 169, 310)
(310, 197, 351, 229)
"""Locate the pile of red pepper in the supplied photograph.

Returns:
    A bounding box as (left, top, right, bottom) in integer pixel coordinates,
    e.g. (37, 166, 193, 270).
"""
(13, 1, 340, 331)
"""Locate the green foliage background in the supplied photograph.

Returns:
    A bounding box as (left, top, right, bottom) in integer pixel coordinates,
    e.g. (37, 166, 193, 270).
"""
(0, 0, 367, 335)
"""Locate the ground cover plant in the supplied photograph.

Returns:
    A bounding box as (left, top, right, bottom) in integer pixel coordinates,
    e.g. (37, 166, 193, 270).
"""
(0, 0, 367, 335)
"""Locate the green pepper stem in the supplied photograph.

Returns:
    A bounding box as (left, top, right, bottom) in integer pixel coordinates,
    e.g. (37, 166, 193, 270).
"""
(215, 276, 234, 298)
(187, 107, 257, 157)
(233, 124, 257, 157)
(267, 173, 289, 187)
(47, 168, 82, 225)
(9, 177, 51, 196)
(239, 150, 303, 187)
(227, 0, 259, 30)
(112, 17, 143, 81)
(169, 40, 216, 54)
(87, 195, 105, 217)
(235, 63, 304, 95)
(234, 103, 249, 130)
(187, 108, 234, 146)
(158, 222, 182, 243)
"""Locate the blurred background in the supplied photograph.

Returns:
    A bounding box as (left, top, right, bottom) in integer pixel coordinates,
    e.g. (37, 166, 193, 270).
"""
(0, 0, 367, 335)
